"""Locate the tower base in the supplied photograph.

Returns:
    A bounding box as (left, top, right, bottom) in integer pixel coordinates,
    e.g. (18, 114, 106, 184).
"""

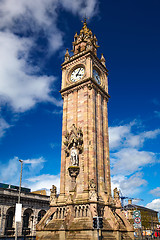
(36, 191, 134, 240)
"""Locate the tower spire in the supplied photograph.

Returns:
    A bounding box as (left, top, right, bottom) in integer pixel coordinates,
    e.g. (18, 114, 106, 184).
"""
(72, 19, 99, 56)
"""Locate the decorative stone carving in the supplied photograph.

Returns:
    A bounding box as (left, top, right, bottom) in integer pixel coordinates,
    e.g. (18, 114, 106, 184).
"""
(64, 124, 83, 157)
(68, 166, 80, 179)
(113, 187, 122, 208)
(64, 48, 70, 62)
(68, 166, 80, 191)
(50, 185, 57, 195)
(113, 187, 120, 199)
(50, 185, 57, 204)
(89, 179, 97, 201)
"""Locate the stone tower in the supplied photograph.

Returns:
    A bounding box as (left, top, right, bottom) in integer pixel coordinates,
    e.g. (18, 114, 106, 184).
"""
(36, 20, 134, 240)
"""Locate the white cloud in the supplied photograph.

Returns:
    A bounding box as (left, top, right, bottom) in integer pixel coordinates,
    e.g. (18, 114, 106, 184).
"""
(0, 118, 11, 138)
(0, 156, 20, 184)
(0, 155, 60, 194)
(111, 172, 147, 196)
(146, 199, 160, 212)
(0, 32, 59, 112)
(109, 121, 160, 196)
(0, 0, 98, 53)
(60, 0, 99, 18)
(111, 148, 156, 175)
(109, 124, 131, 149)
(23, 158, 46, 164)
(150, 187, 160, 197)
(22, 157, 46, 174)
(109, 121, 160, 176)
(0, 156, 46, 186)
(109, 123, 160, 150)
(27, 174, 60, 193)
(0, 0, 99, 113)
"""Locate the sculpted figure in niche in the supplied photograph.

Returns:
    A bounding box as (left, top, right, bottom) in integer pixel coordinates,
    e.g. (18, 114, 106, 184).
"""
(70, 143, 79, 166)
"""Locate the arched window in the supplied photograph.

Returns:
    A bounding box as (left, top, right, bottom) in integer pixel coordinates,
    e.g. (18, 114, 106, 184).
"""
(6, 210, 14, 228)
(23, 212, 29, 228)
(5, 208, 15, 235)
(38, 210, 46, 223)
(22, 209, 33, 236)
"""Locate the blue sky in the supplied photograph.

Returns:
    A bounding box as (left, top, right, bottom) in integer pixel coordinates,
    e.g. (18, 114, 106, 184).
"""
(0, 0, 160, 212)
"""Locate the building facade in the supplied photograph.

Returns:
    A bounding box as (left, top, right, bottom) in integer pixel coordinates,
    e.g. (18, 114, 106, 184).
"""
(124, 200, 159, 235)
(36, 20, 134, 240)
(0, 186, 49, 238)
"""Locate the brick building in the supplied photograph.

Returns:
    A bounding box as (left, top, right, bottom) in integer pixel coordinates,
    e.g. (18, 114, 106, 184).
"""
(0, 183, 49, 238)
(123, 199, 159, 235)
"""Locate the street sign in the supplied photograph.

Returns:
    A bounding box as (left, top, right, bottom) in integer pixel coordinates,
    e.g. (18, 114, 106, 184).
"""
(15, 203, 22, 222)
(134, 217, 141, 224)
(133, 210, 140, 217)
(133, 210, 141, 228)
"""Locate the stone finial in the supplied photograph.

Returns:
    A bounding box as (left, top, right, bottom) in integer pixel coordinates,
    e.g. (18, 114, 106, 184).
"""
(50, 185, 57, 196)
(65, 48, 70, 61)
(50, 185, 57, 205)
(100, 53, 106, 66)
(74, 32, 78, 42)
(128, 199, 132, 205)
(113, 187, 120, 199)
(72, 20, 99, 56)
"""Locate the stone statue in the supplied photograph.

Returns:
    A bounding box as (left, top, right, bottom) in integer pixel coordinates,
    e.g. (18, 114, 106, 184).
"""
(70, 143, 79, 166)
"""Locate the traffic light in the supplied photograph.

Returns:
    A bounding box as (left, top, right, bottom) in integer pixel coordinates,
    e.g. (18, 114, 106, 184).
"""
(99, 217, 103, 229)
(93, 217, 97, 229)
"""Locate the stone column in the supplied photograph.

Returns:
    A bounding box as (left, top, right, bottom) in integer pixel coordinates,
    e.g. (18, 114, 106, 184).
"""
(83, 86, 89, 191)
(88, 87, 97, 186)
(0, 206, 6, 236)
(34, 209, 39, 236)
(74, 90, 78, 126)
(97, 91, 103, 193)
(103, 98, 111, 196)
(60, 94, 68, 195)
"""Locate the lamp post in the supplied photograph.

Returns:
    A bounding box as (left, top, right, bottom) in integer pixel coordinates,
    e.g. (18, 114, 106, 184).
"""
(15, 159, 23, 240)
(18, 160, 23, 204)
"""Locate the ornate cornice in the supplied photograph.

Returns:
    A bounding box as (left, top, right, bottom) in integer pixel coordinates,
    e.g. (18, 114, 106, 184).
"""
(60, 77, 110, 100)
(61, 50, 108, 74)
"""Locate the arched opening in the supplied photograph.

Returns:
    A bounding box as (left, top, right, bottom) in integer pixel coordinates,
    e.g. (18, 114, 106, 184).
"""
(23, 212, 30, 228)
(22, 209, 33, 236)
(5, 207, 15, 236)
(37, 210, 46, 223)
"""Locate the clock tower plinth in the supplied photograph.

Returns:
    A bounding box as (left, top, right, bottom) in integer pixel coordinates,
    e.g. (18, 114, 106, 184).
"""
(36, 20, 134, 240)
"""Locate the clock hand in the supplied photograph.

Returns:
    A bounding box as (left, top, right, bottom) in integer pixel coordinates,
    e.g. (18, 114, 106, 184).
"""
(76, 68, 81, 77)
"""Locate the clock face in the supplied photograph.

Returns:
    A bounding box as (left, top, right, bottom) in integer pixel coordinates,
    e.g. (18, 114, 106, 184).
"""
(93, 69, 101, 84)
(70, 67, 84, 82)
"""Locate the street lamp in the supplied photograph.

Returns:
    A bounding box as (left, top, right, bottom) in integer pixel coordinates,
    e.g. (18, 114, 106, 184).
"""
(15, 159, 23, 240)
(18, 160, 23, 204)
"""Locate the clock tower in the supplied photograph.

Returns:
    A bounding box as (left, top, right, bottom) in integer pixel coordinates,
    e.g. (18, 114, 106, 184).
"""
(36, 20, 134, 240)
